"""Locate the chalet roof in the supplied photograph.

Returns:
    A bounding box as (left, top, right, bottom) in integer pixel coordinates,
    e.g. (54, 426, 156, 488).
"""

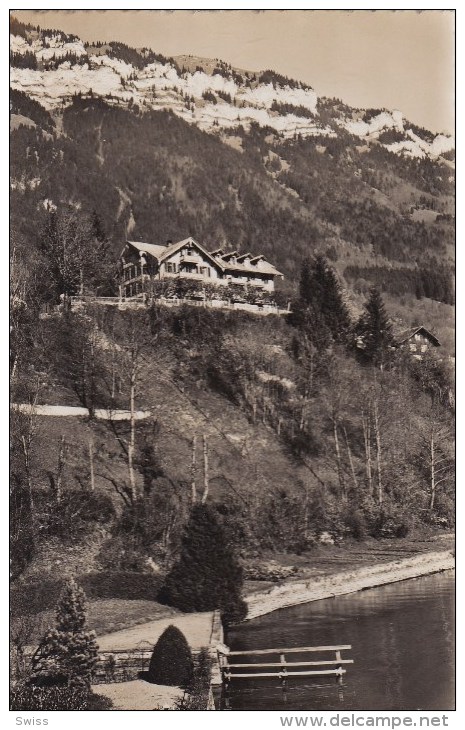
(395, 326, 441, 347)
(125, 238, 224, 270)
(237, 252, 252, 262)
(222, 260, 283, 276)
(218, 251, 282, 277)
(123, 238, 283, 277)
(125, 240, 168, 259)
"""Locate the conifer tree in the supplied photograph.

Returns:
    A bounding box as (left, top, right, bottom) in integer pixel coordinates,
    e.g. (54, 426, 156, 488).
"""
(158, 504, 247, 626)
(32, 579, 97, 688)
(355, 287, 394, 368)
(295, 256, 350, 348)
(299, 258, 313, 305)
(311, 255, 351, 343)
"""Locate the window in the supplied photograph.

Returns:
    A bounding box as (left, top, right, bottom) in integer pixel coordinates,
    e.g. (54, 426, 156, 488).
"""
(165, 262, 177, 273)
(200, 266, 209, 277)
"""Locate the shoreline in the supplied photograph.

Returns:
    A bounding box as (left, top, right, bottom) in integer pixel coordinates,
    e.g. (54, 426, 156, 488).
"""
(244, 549, 454, 620)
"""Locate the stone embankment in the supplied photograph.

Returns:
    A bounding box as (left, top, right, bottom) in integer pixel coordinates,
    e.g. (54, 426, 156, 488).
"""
(245, 549, 454, 620)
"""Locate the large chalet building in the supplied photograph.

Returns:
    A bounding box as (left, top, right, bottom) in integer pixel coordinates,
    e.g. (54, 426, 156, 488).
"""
(119, 237, 283, 299)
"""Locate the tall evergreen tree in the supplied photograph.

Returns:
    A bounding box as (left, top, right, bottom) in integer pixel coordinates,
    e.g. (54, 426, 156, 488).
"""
(312, 256, 351, 343)
(295, 255, 351, 347)
(158, 504, 247, 626)
(355, 287, 394, 367)
(299, 257, 313, 305)
(32, 580, 97, 688)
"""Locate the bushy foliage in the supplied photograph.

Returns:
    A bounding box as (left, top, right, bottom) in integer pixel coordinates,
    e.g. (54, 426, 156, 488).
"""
(202, 90, 217, 104)
(147, 625, 193, 686)
(36, 490, 115, 541)
(10, 481, 34, 583)
(10, 16, 33, 39)
(176, 648, 212, 710)
(259, 70, 312, 91)
(345, 264, 454, 305)
(159, 504, 247, 625)
(10, 686, 113, 711)
(80, 571, 162, 600)
(10, 51, 37, 70)
(38, 208, 113, 302)
(10, 89, 55, 132)
(270, 100, 314, 118)
(10, 685, 89, 710)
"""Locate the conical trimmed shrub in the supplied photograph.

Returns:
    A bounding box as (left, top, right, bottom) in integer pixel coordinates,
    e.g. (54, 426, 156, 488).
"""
(147, 625, 193, 687)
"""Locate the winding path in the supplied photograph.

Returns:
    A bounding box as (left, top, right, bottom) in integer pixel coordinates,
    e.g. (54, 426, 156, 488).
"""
(11, 403, 152, 420)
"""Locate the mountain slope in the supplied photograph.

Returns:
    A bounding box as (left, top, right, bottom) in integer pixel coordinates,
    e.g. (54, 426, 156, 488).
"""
(10, 15, 454, 311)
(10, 17, 454, 160)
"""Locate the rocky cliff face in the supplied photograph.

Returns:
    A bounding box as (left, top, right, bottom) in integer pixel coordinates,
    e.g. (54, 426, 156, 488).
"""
(10, 25, 454, 160)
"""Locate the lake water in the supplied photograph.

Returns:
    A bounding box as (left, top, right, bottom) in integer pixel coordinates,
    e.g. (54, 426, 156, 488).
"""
(226, 571, 455, 711)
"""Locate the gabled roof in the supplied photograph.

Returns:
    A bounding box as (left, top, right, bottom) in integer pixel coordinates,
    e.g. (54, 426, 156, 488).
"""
(123, 240, 167, 259)
(237, 252, 253, 262)
(220, 250, 239, 261)
(395, 326, 441, 347)
(221, 259, 283, 277)
(125, 237, 225, 271)
(122, 238, 283, 278)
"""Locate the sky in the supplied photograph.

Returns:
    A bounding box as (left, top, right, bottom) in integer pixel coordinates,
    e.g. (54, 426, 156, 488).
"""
(12, 9, 455, 135)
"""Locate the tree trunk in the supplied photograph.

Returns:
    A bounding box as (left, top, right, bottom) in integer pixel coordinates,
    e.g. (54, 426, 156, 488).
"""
(362, 409, 373, 496)
(373, 399, 383, 505)
(56, 435, 65, 503)
(191, 435, 197, 504)
(201, 434, 209, 504)
(333, 419, 346, 499)
(88, 438, 95, 492)
(127, 357, 137, 502)
(343, 426, 358, 492)
(429, 430, 436, 513)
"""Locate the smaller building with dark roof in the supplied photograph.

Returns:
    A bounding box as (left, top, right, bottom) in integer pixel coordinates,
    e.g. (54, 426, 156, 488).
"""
(394, 326, 441, 359)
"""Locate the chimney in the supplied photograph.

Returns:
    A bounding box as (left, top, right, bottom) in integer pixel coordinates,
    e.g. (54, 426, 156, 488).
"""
(166, 239, 173, 246)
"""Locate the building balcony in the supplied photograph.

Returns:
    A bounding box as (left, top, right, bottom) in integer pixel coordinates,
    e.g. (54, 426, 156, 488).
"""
(163, 271, 206, 281)
(179, 253, 202, 263)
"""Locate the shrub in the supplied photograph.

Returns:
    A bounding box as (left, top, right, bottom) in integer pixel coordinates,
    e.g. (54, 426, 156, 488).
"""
(176, 647, 212, 710)
(362, 499, 411, 539)
(10, 686, 113, 711)
(158, 504, 247, 625)
(39, 491, 115, 540)
(343, 507, 368, 540)
(79, 571, 162, 601)
(221, 598, 248, 628)
(147, 625, 193, 687)
(10, 685, 88, 710)
(86, 692, 114, 710)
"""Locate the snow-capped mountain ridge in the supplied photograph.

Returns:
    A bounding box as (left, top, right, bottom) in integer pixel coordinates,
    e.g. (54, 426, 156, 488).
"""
(10, 26, 454, 159)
